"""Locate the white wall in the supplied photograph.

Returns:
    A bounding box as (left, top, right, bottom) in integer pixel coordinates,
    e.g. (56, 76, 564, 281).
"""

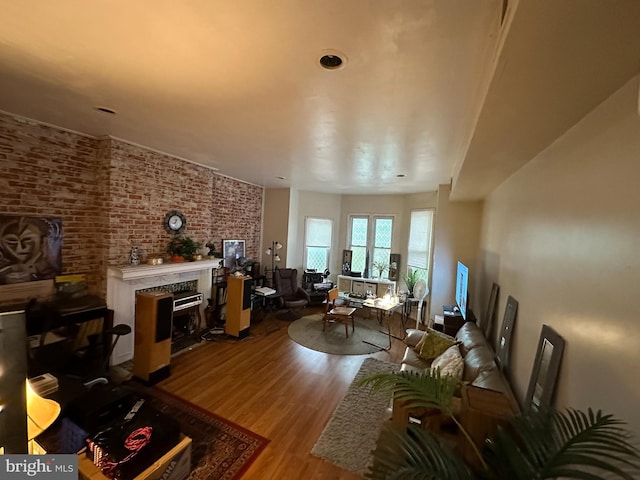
(263, 187, 466, 319)
(431, 184, 483, 321)
(291, 190, 343, 278)
(262, 188, 291, 276)
(286, 188, 299, 267)
(479, 76, 640, 434)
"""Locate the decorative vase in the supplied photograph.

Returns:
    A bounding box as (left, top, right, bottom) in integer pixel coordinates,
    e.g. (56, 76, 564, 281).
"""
(171, 254, 185, 263)
(129, 246, 140, 266)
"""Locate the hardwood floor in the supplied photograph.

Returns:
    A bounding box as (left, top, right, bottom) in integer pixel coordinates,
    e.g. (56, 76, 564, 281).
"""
(157, 306, 409, 480)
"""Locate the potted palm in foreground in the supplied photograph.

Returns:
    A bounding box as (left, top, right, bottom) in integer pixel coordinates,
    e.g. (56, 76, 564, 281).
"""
(358, 370, 640, 479)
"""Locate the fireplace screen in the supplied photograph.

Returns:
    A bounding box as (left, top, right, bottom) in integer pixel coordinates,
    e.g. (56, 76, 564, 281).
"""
(0, 215, 62, 285)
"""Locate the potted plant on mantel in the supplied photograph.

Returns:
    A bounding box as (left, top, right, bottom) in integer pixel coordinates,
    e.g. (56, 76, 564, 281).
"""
(358, 370, 640, 479)
(166, 236, 202, 262)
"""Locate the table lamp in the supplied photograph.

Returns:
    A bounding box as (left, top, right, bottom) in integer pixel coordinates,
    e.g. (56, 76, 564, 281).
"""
(26, 379, 61, 446)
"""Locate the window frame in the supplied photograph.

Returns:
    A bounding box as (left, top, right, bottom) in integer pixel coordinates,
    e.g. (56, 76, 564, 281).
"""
(406, 208, 434, 285)
(303, 216, 333, 272)
(347, 214, 395, 278)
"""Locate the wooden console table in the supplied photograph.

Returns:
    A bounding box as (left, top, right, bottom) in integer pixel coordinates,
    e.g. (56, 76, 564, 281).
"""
(392, 384, 519, 470)
(459, 384, 519, 469)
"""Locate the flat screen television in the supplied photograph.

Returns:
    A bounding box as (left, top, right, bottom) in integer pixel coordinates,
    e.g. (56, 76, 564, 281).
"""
(455, 261, 469, 320)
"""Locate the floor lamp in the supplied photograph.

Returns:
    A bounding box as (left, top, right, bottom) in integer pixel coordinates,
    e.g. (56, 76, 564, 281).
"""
(265, 241, 283, 286)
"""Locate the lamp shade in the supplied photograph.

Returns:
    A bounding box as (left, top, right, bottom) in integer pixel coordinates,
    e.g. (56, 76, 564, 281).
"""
(26, 380, 60, 440)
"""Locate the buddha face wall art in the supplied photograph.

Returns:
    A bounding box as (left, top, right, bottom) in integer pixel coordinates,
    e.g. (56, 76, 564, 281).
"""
(0, 215, 62, 285)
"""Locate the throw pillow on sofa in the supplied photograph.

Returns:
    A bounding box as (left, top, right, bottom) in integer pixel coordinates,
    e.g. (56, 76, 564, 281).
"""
(430, 344, 464, 379)
(418, 328, 458, 361)
(414, 331, 428, 352)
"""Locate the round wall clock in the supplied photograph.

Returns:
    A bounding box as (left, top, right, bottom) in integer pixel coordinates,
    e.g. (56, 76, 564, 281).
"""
(163, 210, 186, 235)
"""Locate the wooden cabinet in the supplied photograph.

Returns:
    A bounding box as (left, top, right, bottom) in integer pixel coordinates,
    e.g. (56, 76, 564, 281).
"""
(392, 384, 519, 471)
(440, 307, 476, 336)
(459, 385, 519, 470)
(225, 276, 252, 338)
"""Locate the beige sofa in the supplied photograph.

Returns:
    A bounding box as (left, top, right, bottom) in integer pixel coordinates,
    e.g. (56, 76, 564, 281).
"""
(400, 322, 513, 396)
(393, 322, 520, 455)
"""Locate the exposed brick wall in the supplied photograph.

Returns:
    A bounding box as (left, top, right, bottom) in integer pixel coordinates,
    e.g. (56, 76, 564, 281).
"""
(212, 175, 263, 261)
(0, 115, 102, 306)
(0, 112, 263, 307)
(106, 139, 216, 266)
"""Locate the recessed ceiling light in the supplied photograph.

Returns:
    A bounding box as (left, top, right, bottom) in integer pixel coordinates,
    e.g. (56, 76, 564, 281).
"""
(319, 49, 347, 70)
(95, 106, 117, 115)
(277, 176, 286, 180)
(396, 174, 406, 178)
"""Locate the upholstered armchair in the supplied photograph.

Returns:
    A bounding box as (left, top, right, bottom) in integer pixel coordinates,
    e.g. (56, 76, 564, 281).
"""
(273, 268, 311, 320)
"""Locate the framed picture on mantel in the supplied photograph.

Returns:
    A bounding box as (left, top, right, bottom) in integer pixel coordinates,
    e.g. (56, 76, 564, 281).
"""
(223, 239, 245, 268)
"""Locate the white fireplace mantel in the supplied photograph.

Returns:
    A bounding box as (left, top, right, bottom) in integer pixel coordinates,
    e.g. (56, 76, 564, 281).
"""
(109, 259, 223, 281)
(106, 258, 223, 365)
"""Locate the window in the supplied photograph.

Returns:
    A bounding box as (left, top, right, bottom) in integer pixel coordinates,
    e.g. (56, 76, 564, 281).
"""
(304, 217, 332, 271)
(348, 215, 394, 278)
(407, 209, 434, 284)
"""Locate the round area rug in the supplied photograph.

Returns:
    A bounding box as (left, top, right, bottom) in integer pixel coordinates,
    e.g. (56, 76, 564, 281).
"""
(288, 313, 390, 355)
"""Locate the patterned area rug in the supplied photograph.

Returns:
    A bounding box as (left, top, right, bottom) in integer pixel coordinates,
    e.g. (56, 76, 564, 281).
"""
(288, 313, 391, 355)
(311, 357, 399, 474)
(133, 385, 269, 480)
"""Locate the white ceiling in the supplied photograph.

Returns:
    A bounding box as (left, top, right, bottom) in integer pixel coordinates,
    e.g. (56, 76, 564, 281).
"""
(1, 1, 639, 199)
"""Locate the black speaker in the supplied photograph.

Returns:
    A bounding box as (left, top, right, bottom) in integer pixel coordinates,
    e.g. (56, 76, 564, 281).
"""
(242, 278, 253, 309)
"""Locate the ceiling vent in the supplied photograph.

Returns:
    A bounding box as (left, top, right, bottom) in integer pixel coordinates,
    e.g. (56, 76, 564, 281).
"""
(318, 50, 347, 70)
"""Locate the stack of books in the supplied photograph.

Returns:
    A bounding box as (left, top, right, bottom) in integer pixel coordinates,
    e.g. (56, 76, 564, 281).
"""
(255, 286, 276, 296)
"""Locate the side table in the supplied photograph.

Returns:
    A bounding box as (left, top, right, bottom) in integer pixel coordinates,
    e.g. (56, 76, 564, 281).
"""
(252, 292, 282, 322)
(402, 297, 427, 328)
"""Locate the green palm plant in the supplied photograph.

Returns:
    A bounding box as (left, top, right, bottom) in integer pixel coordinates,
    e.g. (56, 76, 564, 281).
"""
(403, 269, 421, 296)
(358, 370, 640, 479)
